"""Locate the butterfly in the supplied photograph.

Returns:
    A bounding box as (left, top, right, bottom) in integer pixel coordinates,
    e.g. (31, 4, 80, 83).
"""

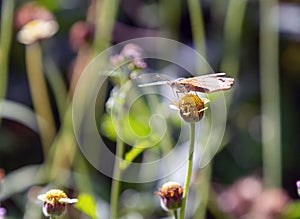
(138, 73, 234, 94)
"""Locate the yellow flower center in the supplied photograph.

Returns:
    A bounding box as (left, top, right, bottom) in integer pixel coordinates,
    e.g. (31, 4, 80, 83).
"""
(45, 189, 68, 205)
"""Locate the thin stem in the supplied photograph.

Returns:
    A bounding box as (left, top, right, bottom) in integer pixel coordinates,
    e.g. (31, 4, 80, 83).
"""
(221, 0, 247, 78)
(187, 0, 207, 73)
(25, 43, 56, 155)
(259, 0, 281, 188)
(110, 81, 128, 219)
(173, 209, 179, 219)
(193, 165, 211, 219)
(180, 122, 196, 219)
(93, 0, 120, 53)
(0, 0, 14, 121)
(110, 139, 125, 219)
(160, 0, 182, 40)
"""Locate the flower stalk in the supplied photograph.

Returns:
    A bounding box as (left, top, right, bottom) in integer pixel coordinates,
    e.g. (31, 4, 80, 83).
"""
(25, 43, 56, 154)
(180, 122, 196, 219)
(0, 0, 14, 123)
(173, 209, 179, 219)
(110, 81, 128, 219)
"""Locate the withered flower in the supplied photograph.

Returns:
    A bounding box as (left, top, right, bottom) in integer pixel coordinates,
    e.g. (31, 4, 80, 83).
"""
(155, 182, 184, 211)
(37, 189, 78, 217)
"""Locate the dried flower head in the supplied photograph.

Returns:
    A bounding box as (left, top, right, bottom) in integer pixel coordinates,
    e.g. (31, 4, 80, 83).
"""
(37, 189, 78, 217)
(155, 182, 184, 211)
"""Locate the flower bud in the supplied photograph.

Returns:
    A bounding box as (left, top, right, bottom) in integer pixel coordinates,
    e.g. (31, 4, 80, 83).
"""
(178, 94, 208, 123)
(69, 21, 94, 51)
(155, 182, 184, 211)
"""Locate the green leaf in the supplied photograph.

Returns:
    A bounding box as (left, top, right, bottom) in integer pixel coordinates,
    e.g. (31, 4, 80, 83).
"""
(100, 114, 117, 141)
(121, 135, 160, 170)
(100, 113, 152, 144)
(282, 201, 300, 219)
(75, 193, 97, 219)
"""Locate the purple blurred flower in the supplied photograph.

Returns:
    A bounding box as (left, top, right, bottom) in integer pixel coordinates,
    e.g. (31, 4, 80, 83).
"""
(296, 180, 300, 196)
(0, 207, 6, 219)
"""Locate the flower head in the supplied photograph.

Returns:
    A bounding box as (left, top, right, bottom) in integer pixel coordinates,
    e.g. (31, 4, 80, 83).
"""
(155, 182, 184, 211)
(170, 94, 209, 123)
(110, 43, 147, 79)
(17, 19, 58, 45)
(120, 43, 143, 59)
(37, 189, 78, 217)
(15, 2, 58, 45)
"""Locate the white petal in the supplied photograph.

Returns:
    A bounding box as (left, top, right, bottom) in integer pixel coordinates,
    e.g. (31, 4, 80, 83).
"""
(199, 107, 208, 113)
(202, 98, 210, 104)
(37, 194, 46, 202)
(169, 101, 179, 111)
(59, 198, 78, 204)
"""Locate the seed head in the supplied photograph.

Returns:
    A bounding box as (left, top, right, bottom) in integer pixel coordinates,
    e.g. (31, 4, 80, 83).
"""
(178, 94, 208, 123)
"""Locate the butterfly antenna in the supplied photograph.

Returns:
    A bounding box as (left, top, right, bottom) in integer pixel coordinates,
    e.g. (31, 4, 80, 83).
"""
(138, 80, 169, 87)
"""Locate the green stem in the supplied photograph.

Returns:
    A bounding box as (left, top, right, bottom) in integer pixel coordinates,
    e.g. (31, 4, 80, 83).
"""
(173, 209, 179, 219)
(25, 43, 56, 155)
(180, 122, 196, 219)
(160, 0, 182, 39)
(93, 0, 120, 53)
(221, 0, 247, 78)
(194, 165, 211, 219)
(259, 0, 281, 188)
(187, 0, 207, 73)
(110, 82, 127, 219)
(0, 0, 14, 121)
(110, 139, 125, 219)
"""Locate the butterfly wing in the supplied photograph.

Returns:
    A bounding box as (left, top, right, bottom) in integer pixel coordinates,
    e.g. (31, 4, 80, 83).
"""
(179, 73, 234, 93)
